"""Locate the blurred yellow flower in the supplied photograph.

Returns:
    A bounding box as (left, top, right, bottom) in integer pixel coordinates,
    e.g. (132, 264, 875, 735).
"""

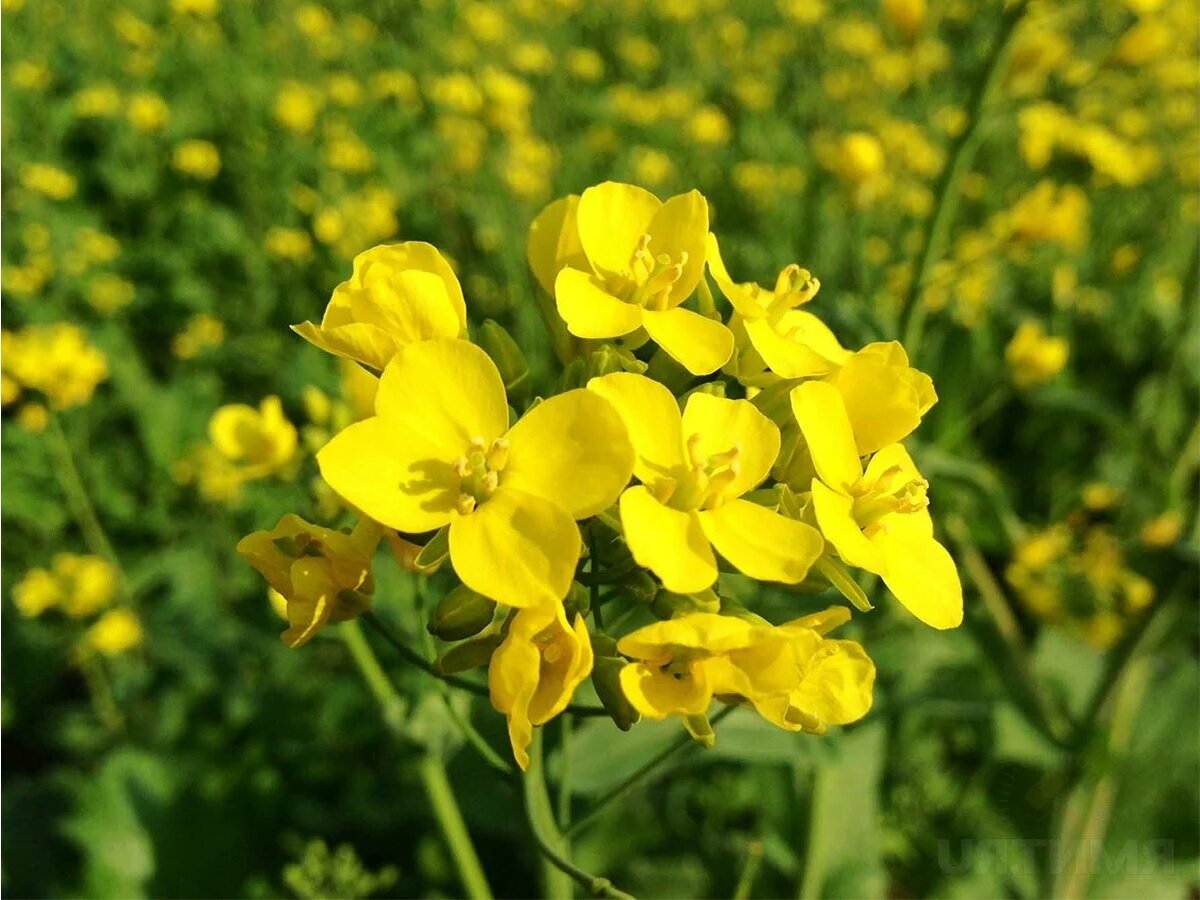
(1006, 321, 1069, 389)
(13, 568, 61, 617)
(2, 323, 108, 409)
(209, 396, 297, 478)
(590, 372, 823, 592)
(171, 0, 220, 16)
(172, 313, 226, 359)
(53, 553, 120, 618)
(688, 106, 732, 146)
(12, 59, 50, 90)
(126, 91, 170, 132)
(17, 402, 49, 433)
(275, 81, 322, 134)
(317, 339, 634, 608)
(83, 609, 143, 657)
(265, 227, 313, 260)
(78, 228, 121, 264)
(882, 0, 925, 40)
(172, 140, 222, 180)
(837, 132, 885, 184)
(1082, 482, 1122, 511)
(85, 273, 136, 315)
(22, 163, 77, 200)
(1141, 511, 1183, 549)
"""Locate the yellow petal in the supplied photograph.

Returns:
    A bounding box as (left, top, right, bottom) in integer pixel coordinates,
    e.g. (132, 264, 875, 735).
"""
(317, 417, 457, 533)
(791, 638, 875, 725)
(587, 372, 685, 482)
(699, 499, 823, 584)
(745, 313, 847, 379)
(529, 612, 594, 725)
(616, 612, 761, 658)
(830, 350, 923, 455)
(618, 661, 712, 719)
(209, 403, 259, 458)
(527, 195, 588, 296)
(576, 181, 661, 276)
(351, 241, 467, 328)
(554, 267, 644, 339)
(488, 633, 541, 770)
(790, 381, 863, 491)
(862, 443, 923, 488)
(642, 307, 734, 375)
(872, 516, 963, 629)
(449, 487, 581, 608)
(619, 485, 717, 593)
(681, 393, 780, 497)
(811, 479, 884, 574)
(348, 269, 462, 345)
(646, 189, 708, 306)
(291, 321, 398, 372)
(503, 389, 634, 519)
(782, 605, 852, 636)
(376, 338, 509, 458)
(705, 232, 764, 318)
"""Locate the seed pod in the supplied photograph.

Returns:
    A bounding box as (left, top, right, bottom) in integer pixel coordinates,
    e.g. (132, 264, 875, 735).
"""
(435, 633, 503, 675)
(427, 585, 496, 641)
(591, 654, 640, 731)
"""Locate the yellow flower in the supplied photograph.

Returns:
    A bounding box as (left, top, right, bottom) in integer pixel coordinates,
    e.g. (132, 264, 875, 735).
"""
(688, 106, 731, 145)
(1141, 512, 1183, 549)
(13, 568, 61, 617)
(52, 553, 119, 617)
(265, 227, 313, 260)
(837, 132, 885, 184)
(83, 609, 143, 657)
(589, 373, 823, 593)
(21, 163, 76, 200)
(1082, 482, 1121, 511)
(171, 0, 220, 16)
(1006, 321, 1068, 389)
(209, 396, 298, 477)
(172, 313, 225, 358)
(791, 381, 962, 629)
(531, 183, 734, 376)
(488, 602, 594, 769)
(2, 323, 108, 409)
(17, 402, 48, 432)
(293, 242, 467, 371)
(275, 81, 322, 134)
(85, 273, 136, 315)
(238, 515, 383, 647)
(318, 339, 635, 608)
(126, 92, 170, 132)
(882, 0, 925, 40)
(172, 139, 222, 180)
(824, 342, 937, 455)
(72, 83, 122, 118)
(707, 234, 850, 380)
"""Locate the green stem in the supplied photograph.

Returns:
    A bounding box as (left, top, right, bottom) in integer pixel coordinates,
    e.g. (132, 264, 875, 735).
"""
(557, 714, 573, 830)
(342, 621, 493, 900)
(796, 767, 825, 900)
(565, 705, 737, 839)
(524, 731, 634, 899)
(733, 840, 764, 900)
(899, 0, 1031, 357)
(362, 611, 608, 717)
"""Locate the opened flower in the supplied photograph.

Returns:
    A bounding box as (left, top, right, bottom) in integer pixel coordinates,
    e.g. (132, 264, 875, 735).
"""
(318, 339, 634, 607)
(824, 342, 937, 455)
(489, 602, 594, 769)
(791, 381, 962, 629)
(707, 235, 850, 381)
(293, 241, 466, 371)
(209, 395, 298, 478)
(589, 373, 823, 593)
(237, 514, 383, 647)
(532, 182, 734, 375)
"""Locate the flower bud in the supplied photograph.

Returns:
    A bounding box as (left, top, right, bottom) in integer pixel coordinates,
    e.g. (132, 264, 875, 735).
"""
(478, 320, 530, 397)
(427, 584, 497, 641)
(563, 581, 591, 620)
(653, 587, 720, 619)
(586, 343, 648, 379)
(435, 633, 503, 674)
(591, 654, 640, 731)
(624, 570, 658, 605)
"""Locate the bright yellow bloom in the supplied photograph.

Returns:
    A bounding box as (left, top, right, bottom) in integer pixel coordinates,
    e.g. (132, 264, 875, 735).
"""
(126, 92, 170, 132)
(792, 381, 962, 629)
(83, 608, 143, 657)
(293, 242, 466, 371)
(12, 568, 61, 617)
(172, 139, 222, 180)
(531, 183, 734, 375)
(52, 553, 119, 617)
(1141, 511, 1183, 549)
(825, 342, 937, 455)
(172, 313, 225, 359)
(1006, 321, 1068, 389)
(883, 0, 925, 40)
(707, 234, 850, 381)
(318, 339, 635, 607)
(2, 323, 109, 409)
(238, 515, 383, 647)
(617, 608, 873, 737)
(21, 163, 76, 200)
(590, 373, 823, 593)
(275, 81, 322, 134)
(837, 132, 885, 184)
(488, 602, 594, 769)
(209, 396, 298, 477)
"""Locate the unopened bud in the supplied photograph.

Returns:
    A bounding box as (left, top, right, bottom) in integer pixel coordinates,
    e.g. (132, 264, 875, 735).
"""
(436, 634, 503, 675)
(591, 655, 640, 731)
(427, 585, 497, 641)
(653, 588, 720, 619)
(411, 527, 450, 572)
(563, 581, 590, 620)
(478, 320, 529, 397)
(586, 343, 648, 379)
(625, 570, 658, 604)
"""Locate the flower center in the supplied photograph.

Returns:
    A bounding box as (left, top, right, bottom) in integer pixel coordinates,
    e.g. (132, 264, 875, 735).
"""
(765, 265, 820, 316)
(651, 434, 742, 511)
(453, 436, 509, 515)
(610, 233, 688, 311)
(851, 464, 929, 531)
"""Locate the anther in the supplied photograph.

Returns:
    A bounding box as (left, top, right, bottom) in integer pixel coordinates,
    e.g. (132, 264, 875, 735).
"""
(456, 494, 477, 516)
(486, 437, 510, 471)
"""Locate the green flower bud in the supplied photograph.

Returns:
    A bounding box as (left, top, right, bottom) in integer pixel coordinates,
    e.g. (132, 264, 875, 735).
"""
(435, 633, 503, 674)
(653, 587, 720, 619)
(586, 343, 648, 379)
(563, 581, 590, 620)
(591, 654, 640, 731)
(427, 585, 496, 641)
(478, 320, 529, 396)
(624, 570, 658, 604)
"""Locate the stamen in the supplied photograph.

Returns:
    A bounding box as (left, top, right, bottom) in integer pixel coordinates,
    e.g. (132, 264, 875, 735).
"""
(456, 494, 477, 515)
(486, 437, 510, 471)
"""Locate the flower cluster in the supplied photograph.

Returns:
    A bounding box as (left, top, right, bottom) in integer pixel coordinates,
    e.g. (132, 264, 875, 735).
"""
(240, 181, 963, 769)
(1, 323, 109, 422)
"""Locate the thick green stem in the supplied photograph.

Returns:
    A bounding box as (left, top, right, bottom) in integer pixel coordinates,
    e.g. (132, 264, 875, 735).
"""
(342, 621, 493, 900)
(796, 766, 825, 900)
(899, 0, 1031, 357)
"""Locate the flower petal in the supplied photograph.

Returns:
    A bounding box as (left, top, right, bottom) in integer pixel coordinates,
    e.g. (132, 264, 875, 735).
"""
(619, 486, 717, 593)
(554, 268, 644, 339)
(449, 487, 581, 608)
(618, 661, 712, 719)
(376, 338, 509, 458)
(488, 632, 541, 770)
(872, 516, 963, 629)
(829, 350, 923, 455)
(745, 313, 846, 379)
(348, 269, 462, 345)
(317, 417, 458, 533)
(576, 181, 661, 276)
(642, 307, 734, 375)
(527, 195, 588, 296)
(351, 241, 467, 328)
(681, 393, 780, 497)
(503, 389, 634, 519)
(647, 189, 709, 306)
(790, 381, 863, 491)
(705, 233, 764, 318)
(811, 479, 884, 574)
(587, 372, 685, 482)
(291, 321, 398, 371)
(791, 639, 875, 725)
(699, 499, 823, 584)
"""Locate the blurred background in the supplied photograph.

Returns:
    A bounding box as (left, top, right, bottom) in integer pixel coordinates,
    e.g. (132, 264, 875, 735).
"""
(2, 0, 1198, 897)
